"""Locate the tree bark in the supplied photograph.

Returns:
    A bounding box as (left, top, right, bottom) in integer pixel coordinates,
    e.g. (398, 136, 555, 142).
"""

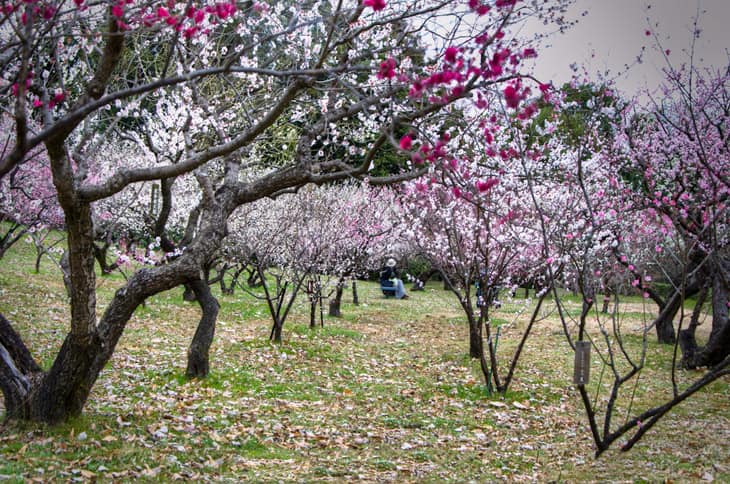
(182, 283, 197, 302)
(0, 314, 42, 419)
(1, 195, 227, 423)
(310, 296, 318, 328)
(271, 320, 283, 344)
(652, 280, 699, 344)
(352, 280, 359, 306)
(469, 317, 483, 359)
(681, 264, 730, 368)
(328, 279, 344, 317)
(93, 240, 119, 275)
(185, 280, 220, 378)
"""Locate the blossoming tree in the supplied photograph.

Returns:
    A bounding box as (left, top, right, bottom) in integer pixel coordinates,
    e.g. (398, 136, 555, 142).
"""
(0, 0, 570, 422)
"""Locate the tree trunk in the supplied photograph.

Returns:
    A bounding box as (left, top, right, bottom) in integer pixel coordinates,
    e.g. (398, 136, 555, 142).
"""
(60, 251, 72, 298)
(652, 280, 700, 344)
(328, 279, 344, 317)
(352, 280, 359, 306)
(185, 280, 220, 378)
(469, 318, 482, 359)
(93, 241, 119, 275)
(247, 268, 261, 287)
(601, 294, 611, 314)
(1, 194, 228, 423)
(681, 266, 730, 368)
(271, 320, 283, 344)
(182, 283, 197, 302)
(310, 296, 318, 328)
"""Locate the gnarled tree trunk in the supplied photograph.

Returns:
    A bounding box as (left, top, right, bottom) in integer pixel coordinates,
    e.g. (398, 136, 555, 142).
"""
(680, 261, 730, 368)
(186, 279, 220, 378)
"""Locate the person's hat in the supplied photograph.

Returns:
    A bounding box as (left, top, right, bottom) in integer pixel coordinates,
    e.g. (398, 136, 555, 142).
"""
(386, 258, 396, 267)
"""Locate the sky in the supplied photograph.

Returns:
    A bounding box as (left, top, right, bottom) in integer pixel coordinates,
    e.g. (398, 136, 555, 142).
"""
(521, 0, 729, 97)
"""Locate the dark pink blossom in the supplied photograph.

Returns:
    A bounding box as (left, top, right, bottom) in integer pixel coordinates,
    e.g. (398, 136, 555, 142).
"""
(377, 58, 397, 79)
(503, 84, 521, 108)
(400, 135, 413, 150)
(363, 0, 386, 11)
(111, 4, 124, 17)
(444, 46, 459, 63)
(42, 5, 55, 19)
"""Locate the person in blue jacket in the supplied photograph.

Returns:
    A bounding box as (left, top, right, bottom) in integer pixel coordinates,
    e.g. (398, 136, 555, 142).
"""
(379, 258, 409, 299)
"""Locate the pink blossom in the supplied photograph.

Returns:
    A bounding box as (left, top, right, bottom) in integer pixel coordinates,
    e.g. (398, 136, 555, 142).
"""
(476, 178, 499, 193)
(399, 135, 413, 150)
(42, 5, 56, 19)
(503, 84, 521, 109)
(363, 0, 386, 11)
(409, 80, 423, 98)
(377, 58, 397, 79)
(444, 46, 459, 63)
(111, 4, 124, 18)
(253, 3, 269, 13)
(468, 0, 490, 15)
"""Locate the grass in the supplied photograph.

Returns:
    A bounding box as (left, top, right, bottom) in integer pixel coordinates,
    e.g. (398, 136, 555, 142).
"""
(0, 239, 728, 481)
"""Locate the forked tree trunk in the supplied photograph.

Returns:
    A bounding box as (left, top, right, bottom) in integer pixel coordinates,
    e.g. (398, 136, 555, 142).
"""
(0, 195, 227, 423)
(680, 265, 730, 368)
(186, 280, 220, 378)
(271, 320, 283, 344)
(652, 280, 699, 344)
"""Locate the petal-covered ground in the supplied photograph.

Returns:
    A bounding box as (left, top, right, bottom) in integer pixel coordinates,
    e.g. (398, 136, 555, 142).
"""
(1, 247, 728, 482)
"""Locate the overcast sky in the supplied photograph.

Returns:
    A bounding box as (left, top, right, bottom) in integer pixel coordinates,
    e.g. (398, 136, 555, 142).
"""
(521, 0, 729, 97)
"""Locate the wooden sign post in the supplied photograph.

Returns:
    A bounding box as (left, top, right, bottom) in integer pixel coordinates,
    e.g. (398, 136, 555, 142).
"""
(573, 340, 591, 385)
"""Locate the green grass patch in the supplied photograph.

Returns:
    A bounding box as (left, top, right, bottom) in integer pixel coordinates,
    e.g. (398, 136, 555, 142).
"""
(1, 240, 728, 482)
